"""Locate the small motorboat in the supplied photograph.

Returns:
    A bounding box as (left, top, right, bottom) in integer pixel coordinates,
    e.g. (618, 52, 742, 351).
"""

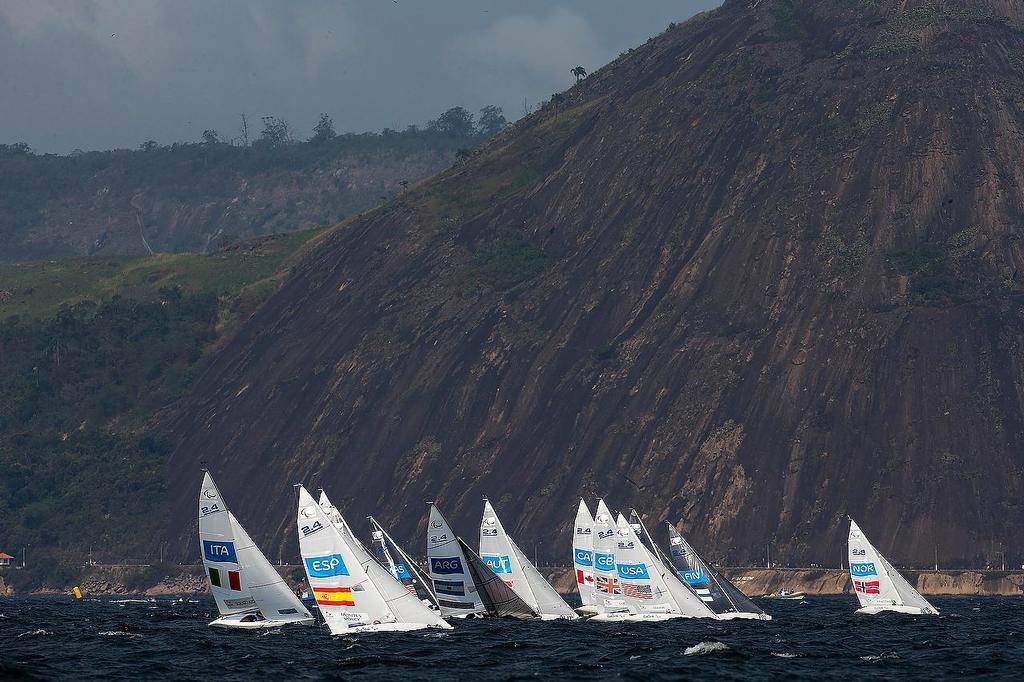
(763, 589, 806, 600)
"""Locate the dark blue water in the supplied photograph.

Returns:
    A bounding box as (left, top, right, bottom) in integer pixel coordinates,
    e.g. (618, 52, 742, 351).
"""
(1, 596, 1022, 680)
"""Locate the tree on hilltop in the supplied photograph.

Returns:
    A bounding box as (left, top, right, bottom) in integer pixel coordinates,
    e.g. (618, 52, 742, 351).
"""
(477, 105, 507, 138)
(310, 114, 336, 143)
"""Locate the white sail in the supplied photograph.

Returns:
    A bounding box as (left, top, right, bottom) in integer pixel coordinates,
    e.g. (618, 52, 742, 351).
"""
(298, 485, 398, 633)
(613, 513, 689, 618)
(572, 499, 597, 609)
(479, 500, 576, 620)
(848, 519, 937, 615)
(426, 504, 487, 617)
(228, 512, 312, 623)
(591, 499, 628, 615)
(313, 489, 449, 630)
(198, 472, 258, 617)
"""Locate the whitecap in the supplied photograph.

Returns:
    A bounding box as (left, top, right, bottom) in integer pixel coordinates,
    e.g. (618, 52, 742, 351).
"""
(771, 652, 799, 658)
(860, 652, 900, 662)
(17, 629, 49, 638)
(98, 631, 137, 637)
(684, 641, 730, 656)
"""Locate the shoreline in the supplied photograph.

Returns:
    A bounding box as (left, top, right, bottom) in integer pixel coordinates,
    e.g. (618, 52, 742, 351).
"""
(5, 566, 1024, 599)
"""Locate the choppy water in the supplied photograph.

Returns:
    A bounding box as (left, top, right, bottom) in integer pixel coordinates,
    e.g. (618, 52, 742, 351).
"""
(1, 595, 1022, 680)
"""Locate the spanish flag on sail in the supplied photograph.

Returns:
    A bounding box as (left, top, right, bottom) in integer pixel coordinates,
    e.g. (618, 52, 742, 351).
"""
(314, 586, 355, 606)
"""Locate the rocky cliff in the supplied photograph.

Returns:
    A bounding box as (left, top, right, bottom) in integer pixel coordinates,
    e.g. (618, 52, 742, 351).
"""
(166, 0, 1024, 569)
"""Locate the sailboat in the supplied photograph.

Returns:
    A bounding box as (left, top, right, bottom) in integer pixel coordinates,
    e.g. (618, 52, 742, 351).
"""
(572, 499, 599, 615)
(198, 472, 313, 629)
(589, 499, 635, 621)
(664, 521, 771, 620)
(848, 518, 938, 615)
(612, 513, 717, 620)
(296, 486, 451, 634)
(368, 516, 439, 610)
(427, 503, 536, 619)
(479, 499, 577, 620)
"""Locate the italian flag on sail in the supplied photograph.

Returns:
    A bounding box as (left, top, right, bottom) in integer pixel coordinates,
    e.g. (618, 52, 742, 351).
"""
(314, 586, 355, 606)
(209, 567, 241, 591)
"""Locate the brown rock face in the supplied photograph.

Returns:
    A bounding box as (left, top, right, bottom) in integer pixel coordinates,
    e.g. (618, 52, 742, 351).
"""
(166, 0, 1024, 568)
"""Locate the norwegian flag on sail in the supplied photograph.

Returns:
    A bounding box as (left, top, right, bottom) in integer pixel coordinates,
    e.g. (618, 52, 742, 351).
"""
(596, 575, 620, 594)
(854, 579, 880, 595)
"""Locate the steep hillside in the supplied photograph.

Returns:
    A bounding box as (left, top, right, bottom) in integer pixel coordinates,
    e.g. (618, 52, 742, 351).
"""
(166, 0, 1024, 569)
(0, 126, 478, 262)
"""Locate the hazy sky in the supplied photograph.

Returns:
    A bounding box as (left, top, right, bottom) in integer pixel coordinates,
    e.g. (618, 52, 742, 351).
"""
(1, 1, 721, 154)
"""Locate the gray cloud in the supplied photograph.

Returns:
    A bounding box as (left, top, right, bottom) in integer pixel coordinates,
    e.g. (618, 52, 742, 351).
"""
(0, 0, 720, 153)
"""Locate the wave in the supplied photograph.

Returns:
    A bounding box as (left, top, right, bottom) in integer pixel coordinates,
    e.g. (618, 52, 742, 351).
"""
(684, 641, 730, 656)
(17, 629, 50, 638)
(860, 652, 900, 663)
(98, 630, 138, 637)
(770, 652, 799, 658)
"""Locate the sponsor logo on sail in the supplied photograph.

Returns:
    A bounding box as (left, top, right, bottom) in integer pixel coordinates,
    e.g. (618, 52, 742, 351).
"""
(305, 554, 349, 578)
(574, 549, 594, 567)
(482, 528, 498, 537)
(223, 596, 255, 608)
(483, 554, 512, 574)
(429, 533, 449, 544)
(200, 504, 221, 517)
(616, 540, 635, 550)
(854, 579, 880, 595)
(203, 540, 238, 564)
(616, 562, 650, 580)
(300, 521, 324, 537)
(851, 548, 866, 556)
(597, 529, 614, 539)
(850, 562, 877, 577)
(430, 520, 443, 529)
(594, 552, 614, 571)
(203, 489, 217, 499)
(576, 527, 592, 535)
(430, 557, 464, 575)
(300, 506, 316, 518)
(434, 580, 465, 596)
(669, 536, 682, 546)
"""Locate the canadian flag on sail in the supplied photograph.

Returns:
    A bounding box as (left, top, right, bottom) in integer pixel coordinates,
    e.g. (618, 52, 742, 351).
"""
(576, 570, 594, 585)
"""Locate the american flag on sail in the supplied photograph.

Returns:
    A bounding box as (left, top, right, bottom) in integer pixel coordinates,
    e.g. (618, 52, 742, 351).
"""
(854, 579, 880, 595)
(621, 583, 653, 600)
(596, 575, 620, 594)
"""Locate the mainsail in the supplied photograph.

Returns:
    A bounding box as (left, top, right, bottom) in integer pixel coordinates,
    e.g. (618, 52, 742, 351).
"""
(479, 500, 577, 619)
(848, 519, 937, 615)
(297, 486, 450, 633)
(592, 499, 623, 612)
(665, 522, 769, 619)
(426, 504, 487, 617)
(198, 472, 258, 617)
(369, 516, 439, 608)
(316, 490, 449, 629)
(229, 512, 312, 623)
(572, 499, 597, 610)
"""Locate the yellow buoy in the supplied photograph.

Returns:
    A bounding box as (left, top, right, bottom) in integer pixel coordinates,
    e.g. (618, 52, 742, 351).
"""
(72, 586, 83, 600)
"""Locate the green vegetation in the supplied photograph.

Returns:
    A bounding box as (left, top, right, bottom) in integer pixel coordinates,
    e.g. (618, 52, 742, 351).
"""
(0, 230, 321, 559)
(887, 243, 962, 306)
(0, 105, 509, 262)
(473, 237, 550, 289)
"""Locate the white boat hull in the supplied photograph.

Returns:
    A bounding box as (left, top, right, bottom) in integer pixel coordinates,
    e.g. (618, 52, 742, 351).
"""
(717, 611, 773, 621)
(856, 604, 938, 616)
(209, 614, 314, 629)
(575, 605, 601, 616)
(330, 621, 452, 635)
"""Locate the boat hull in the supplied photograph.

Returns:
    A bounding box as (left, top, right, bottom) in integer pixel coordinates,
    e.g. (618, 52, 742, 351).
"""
(330, 621, 453, 635)
(209, 614, 315, 629)
(717, 612, 773, 621)
(855, 605, 939, 616)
